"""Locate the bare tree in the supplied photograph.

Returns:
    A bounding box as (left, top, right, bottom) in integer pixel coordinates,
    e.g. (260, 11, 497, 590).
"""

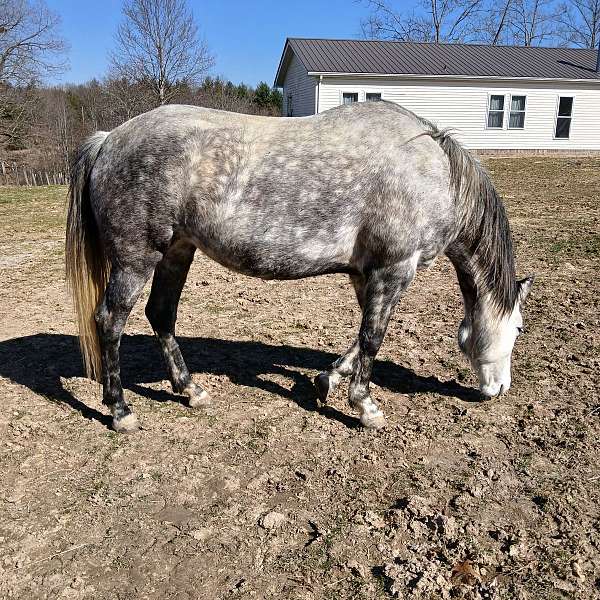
(558, 0, 600, 47)
(360, 0, 567, 45)
(0, 0, 67, 85)
(0, 1, 66, 153)
(109, 0, 214, 106)
(508, 0, 562, 45)
(471, 0, 515, 44)
(0, 85, 36, 148)
(361, 0, 486, 43)
(102, 77, 154, 125)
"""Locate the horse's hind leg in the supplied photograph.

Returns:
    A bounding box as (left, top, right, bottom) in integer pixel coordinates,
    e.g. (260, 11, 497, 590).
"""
(348, 259, 416, 429)
(145, 240, 211, 408)
(314, 274, 365, 403)
(96, 264, 157, 432)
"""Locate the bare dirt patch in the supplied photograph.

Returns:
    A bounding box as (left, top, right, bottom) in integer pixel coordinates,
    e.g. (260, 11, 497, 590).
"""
(0, 159, 599, 600)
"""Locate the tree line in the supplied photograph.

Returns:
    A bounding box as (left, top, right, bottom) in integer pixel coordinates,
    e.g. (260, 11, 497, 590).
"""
(361, 0, 600, 48)
(1, 0, 598, 178)
(0, 0, 282, 176)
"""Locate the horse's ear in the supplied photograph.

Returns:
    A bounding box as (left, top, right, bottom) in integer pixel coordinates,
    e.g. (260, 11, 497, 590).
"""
(517, 275, 535, 304)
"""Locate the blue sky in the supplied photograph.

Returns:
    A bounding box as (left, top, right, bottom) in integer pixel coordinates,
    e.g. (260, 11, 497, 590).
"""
(47, 0, 368, 87)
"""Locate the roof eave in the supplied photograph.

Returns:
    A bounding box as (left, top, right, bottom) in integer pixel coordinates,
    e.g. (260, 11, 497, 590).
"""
(274, 39, 297, 88)
(307, 71, 600, 84)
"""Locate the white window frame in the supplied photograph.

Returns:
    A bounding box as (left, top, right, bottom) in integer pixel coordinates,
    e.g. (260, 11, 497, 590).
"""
(340, 90, 362, 105)
(553, 95, 575, 140)
(507, 94, 527, 130)
(365, 91, 383, 102)
(486, 93, 506, 130)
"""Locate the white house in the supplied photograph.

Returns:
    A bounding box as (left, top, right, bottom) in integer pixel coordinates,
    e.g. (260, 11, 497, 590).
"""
(274, 38, 600, 151)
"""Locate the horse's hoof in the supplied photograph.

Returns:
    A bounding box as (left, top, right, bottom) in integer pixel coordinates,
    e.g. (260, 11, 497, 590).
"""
(314, 372, 334, 403)
(188, 389, 212, 409)
(360, 411, 386, 430)
(113, 413, 140, 433)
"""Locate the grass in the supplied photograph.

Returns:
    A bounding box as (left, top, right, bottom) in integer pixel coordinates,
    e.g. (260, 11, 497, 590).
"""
(0, 186, 68, 241)
(0, 185, 67, 206)
(549, 235, 600, 257)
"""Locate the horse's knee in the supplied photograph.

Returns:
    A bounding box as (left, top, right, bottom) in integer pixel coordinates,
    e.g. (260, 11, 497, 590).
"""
(359, 328, 385, 356)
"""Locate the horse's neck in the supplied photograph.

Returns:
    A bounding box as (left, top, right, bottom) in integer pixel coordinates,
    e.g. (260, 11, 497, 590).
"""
(446, 241, 479, 319)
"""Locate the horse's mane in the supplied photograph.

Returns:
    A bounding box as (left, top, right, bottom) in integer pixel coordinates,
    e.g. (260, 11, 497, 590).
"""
(404, 110, 518, 318)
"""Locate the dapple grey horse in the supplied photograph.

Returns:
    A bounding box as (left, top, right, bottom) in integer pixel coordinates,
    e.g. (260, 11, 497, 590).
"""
(66, 101, 533, 433)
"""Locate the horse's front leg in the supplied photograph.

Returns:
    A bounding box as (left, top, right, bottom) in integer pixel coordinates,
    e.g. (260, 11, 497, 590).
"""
(348, 260, 416, 429)
(314, 274, 365, 403)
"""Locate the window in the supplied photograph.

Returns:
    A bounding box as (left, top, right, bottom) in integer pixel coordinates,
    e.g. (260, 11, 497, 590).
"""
(286, 94, 293, 117)
(366, 92, 382, 102)
(555, 97, 573, 139)
(508, 95, 526, 129)
(487, 95, 505, 128)
(342, 92, 359, 104)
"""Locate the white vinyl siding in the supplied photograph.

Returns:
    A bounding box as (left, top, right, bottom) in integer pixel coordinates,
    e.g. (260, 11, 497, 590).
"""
(281, 54, 316, 117)
(316, 77, 600, 150)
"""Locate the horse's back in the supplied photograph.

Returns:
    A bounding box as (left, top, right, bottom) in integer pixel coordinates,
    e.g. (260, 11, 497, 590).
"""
(88, 102, 456, 277)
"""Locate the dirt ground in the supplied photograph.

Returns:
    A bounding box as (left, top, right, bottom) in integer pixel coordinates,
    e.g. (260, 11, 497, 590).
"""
(0, 157, 598, 600)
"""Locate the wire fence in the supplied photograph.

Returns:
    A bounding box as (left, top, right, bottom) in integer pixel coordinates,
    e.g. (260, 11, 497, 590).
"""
(0, 161, 68, 186)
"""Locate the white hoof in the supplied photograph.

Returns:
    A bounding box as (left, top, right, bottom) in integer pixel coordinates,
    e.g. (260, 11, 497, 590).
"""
(113, 413, 140, 433)
(187, 388, 212, 409)
(360, 411, 386, 430)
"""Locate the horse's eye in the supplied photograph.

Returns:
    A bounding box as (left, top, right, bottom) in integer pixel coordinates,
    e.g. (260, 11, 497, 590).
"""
(517, 326, 524, 335)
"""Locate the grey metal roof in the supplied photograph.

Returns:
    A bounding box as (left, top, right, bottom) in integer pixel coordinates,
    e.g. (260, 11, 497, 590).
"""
(275, 38, 600, 86)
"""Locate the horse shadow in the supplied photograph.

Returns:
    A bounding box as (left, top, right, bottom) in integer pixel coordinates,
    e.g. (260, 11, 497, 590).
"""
(0, 333, 479, 430)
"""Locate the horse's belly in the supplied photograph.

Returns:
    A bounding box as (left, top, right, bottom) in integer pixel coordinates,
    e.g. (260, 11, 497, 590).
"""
(194, 223, 357, 280)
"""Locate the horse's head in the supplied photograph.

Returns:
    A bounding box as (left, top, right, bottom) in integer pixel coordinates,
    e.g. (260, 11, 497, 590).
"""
(458, 276, 534, 398)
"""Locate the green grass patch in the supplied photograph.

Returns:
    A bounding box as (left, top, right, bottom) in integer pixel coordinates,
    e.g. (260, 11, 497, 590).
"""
(0, 185, 67, 206)
(549, 235, 600, 257)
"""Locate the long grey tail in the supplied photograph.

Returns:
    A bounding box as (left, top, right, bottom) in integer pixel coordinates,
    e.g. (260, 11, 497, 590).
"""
(65, 131, 110, 380)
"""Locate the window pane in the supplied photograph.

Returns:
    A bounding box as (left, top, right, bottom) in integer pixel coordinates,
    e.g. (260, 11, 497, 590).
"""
(511, 95, 526, 111)
(555, 117, 571, 138)
(487, 111, 504, 128)
(509, 112, 525, 128)
(558, 97, 573, 117)
(366, 92, 381, 101)
(343, 92, 358, 104)
(489, 95, 504, 111)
